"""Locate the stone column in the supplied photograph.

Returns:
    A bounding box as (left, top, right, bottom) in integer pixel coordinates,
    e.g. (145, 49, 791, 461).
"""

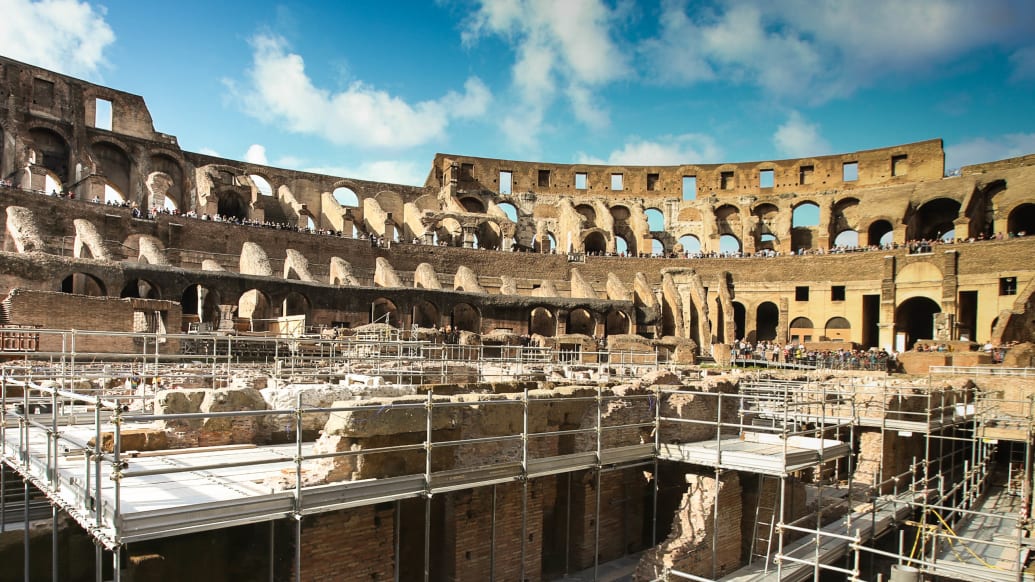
(217, 305, 236, 332)
(879, 255, 897, 349)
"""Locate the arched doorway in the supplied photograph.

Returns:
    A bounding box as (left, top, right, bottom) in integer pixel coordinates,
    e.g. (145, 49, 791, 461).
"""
(605, 310, 630, 336)
(120, 279, 160, 299)
(372, 298, 399, 327)
(895, 297, 941, 349)
(180, 284, 221, 329)
(282, 291, 310, 318)
(583, 231, 606, 254)
(61, 272, 106, 296)
(756, 302, 778, 341)
(566, 308, 595, 336)
(733, 302, 746, 341)
(451, 303, 480, 333)
(529, 307, 556, 337)
(914, 198, 961, 241)
(824, 317, 851, 341)
(867, 220, 894, 247)
(217, 192, 248, 221)
(412, 300, 440, 328)
(1008, 203, 1035, 236)
(789, 317, 815, 343)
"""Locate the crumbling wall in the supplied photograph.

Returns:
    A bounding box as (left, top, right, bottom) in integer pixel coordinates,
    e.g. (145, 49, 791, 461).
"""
(284, 248, 316, 282)
(294, 506, 395, 582)
(72, 218, 110, 260)
(636, 471, 742, 580)
(374, 256, 403, 287)
(5, 206, 46, 253)
(328, 256, 360, 285)
(137, 235, 169, 265)
(240, 241, 272, 276)
(413, 262, 443, 289)
(454, 265, 487, 293)
(153, 386, 270, 448)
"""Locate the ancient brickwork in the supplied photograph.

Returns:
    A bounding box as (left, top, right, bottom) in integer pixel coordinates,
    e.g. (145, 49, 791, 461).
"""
(295, 506, 395, 582)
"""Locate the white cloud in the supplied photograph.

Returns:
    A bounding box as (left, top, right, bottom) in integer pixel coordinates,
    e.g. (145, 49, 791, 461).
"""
(945, 133, 1035, 170)
(641, 0, 1035, 102)
(244, 144, 268, 165)
(1009, 46, 1035, 82)
(577, 134, 723, 166)
(305, 160, 426, 187)
(773, 112, 831, 158)
(0, 0, 114, 78)
(462, 0, 629, 148)
(230, 34, 491, 150)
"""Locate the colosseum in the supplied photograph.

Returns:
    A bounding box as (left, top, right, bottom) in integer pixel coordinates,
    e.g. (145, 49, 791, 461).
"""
(1, 55, 1034, 581)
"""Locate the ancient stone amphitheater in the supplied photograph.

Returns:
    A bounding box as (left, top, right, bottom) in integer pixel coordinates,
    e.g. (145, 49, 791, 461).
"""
(1, 55, 1034, 582)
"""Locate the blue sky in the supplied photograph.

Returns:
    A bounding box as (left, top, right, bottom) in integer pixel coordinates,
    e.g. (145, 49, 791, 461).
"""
(2, 0, 1034, 186)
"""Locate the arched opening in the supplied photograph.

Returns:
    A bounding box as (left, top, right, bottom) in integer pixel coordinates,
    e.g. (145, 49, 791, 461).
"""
(895, 297, 941, 350)
(756, 302, 778, 342)
(534, 233, 556, 254)
(583, 231, 606, 254)
(475, 221, 502, 250)
(833, 230, 859, 248)
(238, 289, 272, 330)
(282, 291, 310, 319)
(610, 205, 631, 223)
(372, 298, 399, 327)
(758, 233, 777, 251)
(333, 186, 359, 207)
(789, 317, 815, 343)
(733, 302, 746, 341)
(792, 202, 820, 251)
(824, 316, 851, 341)
(460, 197, 485, 213)
(645, 208, 665, 231)
(436, 218, 462, 247)
(651, 238, 665, 256)
(1008, 203, 1035, 236)
(105, 183, 125, 204)
(566, 308, 595, 336)
(412, 300, 440, 329)
(605, 310, 630, 336)
(831, 198, 860, 240)
(497, 202, 518, 222)
(28, 128, 70, 184)
(715, 205, 741, 236)
(92, 142, 132, 200)
(451, 303, 481, 333)
(614, 236, 629, 255)
(120, 279, 160, 299)
(61, 272, 105, 296)
(868, 220, 895, 247)
(914, 198, 961, 241)
(575, 204, 597, 228)
(149, 155, 185, 210)
(180, 285, 221, 329)
(250, 175, 273, 197)
(677, 235, 701, 255)
(529, 307, 556, 337)
(719, 234, 741, 254)
(217, 192, 248, 221)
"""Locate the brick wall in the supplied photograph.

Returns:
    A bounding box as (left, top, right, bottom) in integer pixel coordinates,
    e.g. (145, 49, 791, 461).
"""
(295, 506, 395, 582)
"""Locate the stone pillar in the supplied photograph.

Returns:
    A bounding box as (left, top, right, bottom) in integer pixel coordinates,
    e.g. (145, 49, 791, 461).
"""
(461, 225, 477, 248)
(383, 213, 396, 243)
(28, 164, 50, 192)
(941, 250, 958, 327)
(217, 305, 236, 332)
(777, 297, 789, 345)
(342, 210, 355, 238)
(879, 255, 897, 349)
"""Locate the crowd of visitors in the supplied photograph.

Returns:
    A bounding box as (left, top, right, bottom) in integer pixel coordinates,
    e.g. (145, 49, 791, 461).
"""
(730, 339, 898, 372)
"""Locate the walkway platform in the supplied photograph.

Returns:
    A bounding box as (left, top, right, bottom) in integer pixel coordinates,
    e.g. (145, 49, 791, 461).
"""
(656, 432, 850, 476)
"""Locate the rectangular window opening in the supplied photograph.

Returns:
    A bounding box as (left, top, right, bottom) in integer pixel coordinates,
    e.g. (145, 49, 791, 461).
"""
(759, 169, 774, 188)
(795, 286, 810, 301)
(575, 172, 587, 190)
(720, 171, 734, 190)
(891, 154, 908, 177)
(499, 171, 512, 195)
(682, 176, 697, 201)
(610, 173, 624, 191)
(842, 161, 858, 182)
(95, 98, 113, 131)
(831, 285, 846, 301)
(538, 169, 550, 188)
(646, 173, 659, 191)
(1000, 277, 1018, 296)
(460, 163, 474, 181)
(32, 78, 55, 108)
(799, 165, 814, 186)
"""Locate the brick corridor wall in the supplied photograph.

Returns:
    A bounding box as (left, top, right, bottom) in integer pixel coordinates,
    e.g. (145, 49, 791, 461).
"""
(295, 506, 395, 582)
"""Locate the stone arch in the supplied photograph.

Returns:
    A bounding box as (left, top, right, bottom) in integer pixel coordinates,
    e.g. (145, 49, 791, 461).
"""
(529, 307, 556, 337)
(459, 196, 485, 213)
(28, 127, 71, 184)
(149, 153, 186, 210)
(534, 232, 556, 254)
(866, 219, 895, 246)
(475, 220, 502, 250)
(451, 303, 481, 333)
(676, 234, 701, 255)
(895, 297, 941, 349)
(912, 198, 961, 241)
(497, 202, 518, 222)
(789, 316, 815, 342)
(733, 301, 746, 341)
(120, 278, 160, 299)
(374, 190, 405, 222)
(91, 141, 133, 202)
(1007, 203, 1035, 236)
(605, 309, 630, 336)
(248, 173, 274, 198)
(412, 300, 440, 329)
(238, 289, 272, 328)
(180, 284, 221, 328)
(824, 316, 851, 341)
(645, 207, 665, 231)
(719, 234, 741, 254)
(791, 201, 820, 250)
(372, 297, 399, 327)
(582, 230, 607, 254)
(333, 185, 360, 207)
(756, 302, 778, 342)
(60, 272, 106, 296)
(282, 291, 311, 319)
(715, 204, 741, 236)
(436, 217, 463, 246)
(217, 191, 249, 221)
(613, 234, 630, 255)
(575, 204, 597, 228)
(566, 308, 595, 336)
